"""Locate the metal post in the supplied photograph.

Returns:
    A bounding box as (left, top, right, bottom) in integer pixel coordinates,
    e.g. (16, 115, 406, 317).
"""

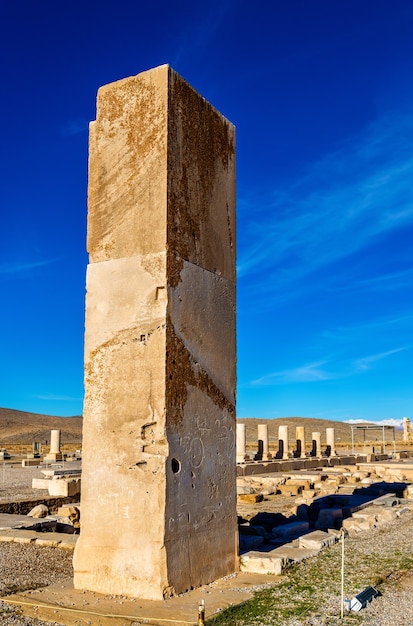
(198, 599, 205, 626)
(341, 528, 345, 619)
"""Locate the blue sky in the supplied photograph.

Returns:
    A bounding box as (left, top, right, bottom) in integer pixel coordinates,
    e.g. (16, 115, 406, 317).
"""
(1, 0, 412, 423)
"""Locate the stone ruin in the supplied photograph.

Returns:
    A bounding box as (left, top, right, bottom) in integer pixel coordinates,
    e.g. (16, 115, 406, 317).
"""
(403, 417, 413, 444)
(236, 423, 339, 461)
(73, 65, 237, 600)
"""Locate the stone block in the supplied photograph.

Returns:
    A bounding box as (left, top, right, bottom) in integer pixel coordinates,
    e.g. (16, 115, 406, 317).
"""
(288, 479, 311, 491)
(239, 534, 265, 552)
(27, 505, 48, 518)
(272, 521, 309, 538)
(48, 478, 81, 497)
(57, 505, 80, 524)
(236, 485, 254, 495)
(277, 484, 302, 496)
(376, 508, 397, 523)
(405, 485, 413, 499)
(269, 544, 319, 564)
(32, 478, 51, 490)
(342, 519, 361, 535)
(396, 506, 409, 516)
(238, 494, 264, 504)
(299, 530, 338, 550)
(315, 508, 343, 530)
(240, 551, 283, 575)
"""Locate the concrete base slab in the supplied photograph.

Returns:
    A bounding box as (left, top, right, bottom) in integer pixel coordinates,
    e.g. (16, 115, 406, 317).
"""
(2, 572, 280, 626)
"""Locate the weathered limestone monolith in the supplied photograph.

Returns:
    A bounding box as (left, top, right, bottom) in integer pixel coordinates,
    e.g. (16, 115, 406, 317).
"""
(73, 65, 237, 600)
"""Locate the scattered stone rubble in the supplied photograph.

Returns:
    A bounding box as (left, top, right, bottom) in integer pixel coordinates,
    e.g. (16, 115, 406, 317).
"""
(237, 463, 413, 575)
(31, 468, 81, 497)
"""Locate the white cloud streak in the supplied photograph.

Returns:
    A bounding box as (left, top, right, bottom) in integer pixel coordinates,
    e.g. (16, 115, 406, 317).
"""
(34, 393, 82, 402)
(0, 258, 61, 277)
(238, 113, 413, 285)
(251, 345, 409, 386)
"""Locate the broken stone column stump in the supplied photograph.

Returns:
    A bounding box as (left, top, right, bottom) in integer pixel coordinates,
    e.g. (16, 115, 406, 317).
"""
(73, 65, 237, 601)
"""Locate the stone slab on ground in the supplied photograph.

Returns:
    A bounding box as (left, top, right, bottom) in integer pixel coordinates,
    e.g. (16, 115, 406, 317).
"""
(1, 572, 280, 626)
(272, 520, 309, 537)
(0, 527, 77, 550)
(268, 544, 320, 564)
(239, 551, 284, 575)
(0, 514, 37, 530)
(298, 530, 339, 550)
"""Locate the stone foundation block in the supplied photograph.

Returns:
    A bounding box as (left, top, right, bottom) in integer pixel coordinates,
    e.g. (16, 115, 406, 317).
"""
(272, 521, 309, 538)
(240, 551, 283, 575)
(298, 530, 339, 550)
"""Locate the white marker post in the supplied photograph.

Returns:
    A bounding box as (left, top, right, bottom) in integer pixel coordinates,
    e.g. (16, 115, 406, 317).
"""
(341, 528, 345, 619)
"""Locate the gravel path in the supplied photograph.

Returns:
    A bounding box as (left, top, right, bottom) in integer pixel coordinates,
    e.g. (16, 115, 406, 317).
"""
(0, 543, 73, 625)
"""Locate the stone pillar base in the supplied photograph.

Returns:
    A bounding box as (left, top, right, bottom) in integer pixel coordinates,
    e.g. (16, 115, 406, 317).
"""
(44, 453, 63, 462)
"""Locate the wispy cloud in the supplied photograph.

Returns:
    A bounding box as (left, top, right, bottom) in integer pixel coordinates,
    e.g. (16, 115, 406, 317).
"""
(353, 347, 408, 371)
(34, 393, 82, 402)
(238, 113, 413, 286)
(60, 119, 89, 137)
(0, 258, 61, 277)
(251, 361, 335, 385)
(319, 314, 413, 346)
(251, 345, 409, 386)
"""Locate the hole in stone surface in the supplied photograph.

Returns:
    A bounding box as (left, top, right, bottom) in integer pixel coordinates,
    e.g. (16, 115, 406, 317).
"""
(171, 458, 181, 474)
(140, 334, 146, 342)
(191, 483, 195, 489)
(190, 471, 195, 478)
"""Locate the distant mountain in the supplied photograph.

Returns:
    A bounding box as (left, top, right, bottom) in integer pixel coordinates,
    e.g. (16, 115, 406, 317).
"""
(0, 408, 400, 446)
(0, 407, 83, 444)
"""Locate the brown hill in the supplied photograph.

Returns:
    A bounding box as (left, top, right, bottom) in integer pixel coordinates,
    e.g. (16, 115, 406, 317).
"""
(0, 408, 401, 448)
(0, 407, 83, 444)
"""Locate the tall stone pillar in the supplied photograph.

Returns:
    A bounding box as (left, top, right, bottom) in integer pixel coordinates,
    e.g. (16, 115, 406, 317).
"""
(45, 430, 62, 462)
(278, 425, 289, 460)
(326, 428, 336, 457)
(295, 426, 306, 458)
(236, 423, 247, 463)
(73, 65, 237, 600)
(256, 424, 270, 461)
(312, 432, 321, 458)
(403, 417, 412, 443)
